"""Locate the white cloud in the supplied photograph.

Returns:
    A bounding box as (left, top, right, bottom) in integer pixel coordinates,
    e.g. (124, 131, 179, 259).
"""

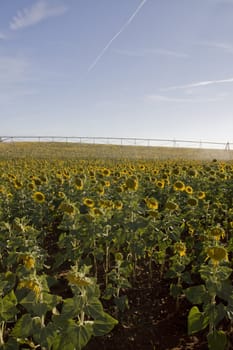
(199, 41, 233, 54)
(161, 77, 233, 91)
(147, 48, 188, 58)
(10, 0, 67, 30)
(112, 49, 145, 57)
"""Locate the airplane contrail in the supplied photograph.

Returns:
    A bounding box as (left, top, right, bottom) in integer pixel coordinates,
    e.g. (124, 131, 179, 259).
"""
(161, 77, 233, 91)
(88, 0, 147, 72)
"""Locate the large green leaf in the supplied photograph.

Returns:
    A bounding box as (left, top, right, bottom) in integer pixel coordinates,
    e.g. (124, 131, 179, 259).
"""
(188, 306, 209, 335)
(207, 330, 227, 350)
(93, 312, 118, 337)
(84, 297, 104, 319)
(184, 285, 208, 304)
(11, 313, 33, 338)
(52, 321, 93, 350)
(61, 295, 83, 318)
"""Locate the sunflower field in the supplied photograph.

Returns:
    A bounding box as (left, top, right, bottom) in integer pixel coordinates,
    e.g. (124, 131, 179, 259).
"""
(1, 144, 233, 349)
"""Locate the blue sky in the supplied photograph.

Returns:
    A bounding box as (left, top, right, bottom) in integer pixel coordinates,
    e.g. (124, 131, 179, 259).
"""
(1, 0, 233, 143)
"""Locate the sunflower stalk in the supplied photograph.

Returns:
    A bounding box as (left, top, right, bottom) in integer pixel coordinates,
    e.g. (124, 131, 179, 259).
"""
(0, 321, 5, 346)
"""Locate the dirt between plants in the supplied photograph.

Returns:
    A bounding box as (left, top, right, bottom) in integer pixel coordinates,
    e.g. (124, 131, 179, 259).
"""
(85, 266, 208, 350)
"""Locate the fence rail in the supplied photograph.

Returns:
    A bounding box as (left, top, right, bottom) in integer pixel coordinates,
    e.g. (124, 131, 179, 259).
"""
(0, 136, 232, 150)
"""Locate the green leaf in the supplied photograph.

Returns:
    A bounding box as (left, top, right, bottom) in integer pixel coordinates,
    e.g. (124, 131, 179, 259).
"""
(0, 290, 18, 321)
(207, 330, 227, 350)
(11, 313, 33, 338)
(62, 296, 83, 318)
(216, 266, 232, 281)
(2, 337, 19, 350)
(170, 283, 183, 298)
(184, 285, 208, 304)
(188, 306, 209, 335)
(53, 321, 93, 350)
(85, 297, 104, 319)
(93, 312, 118, 337)
(114, 295, 129, 312)
(32, 320, 56, 349)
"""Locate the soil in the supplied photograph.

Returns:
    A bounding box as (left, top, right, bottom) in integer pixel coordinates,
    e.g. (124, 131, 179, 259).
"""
(85, 265, 208, 350)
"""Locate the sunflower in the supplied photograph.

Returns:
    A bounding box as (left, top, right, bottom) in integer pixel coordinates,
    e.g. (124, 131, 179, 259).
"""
(156, 179, 165, 189)
(125, 176, 139, 191)
(14, 179, 23, 189)
(83, 197, 95, 208)
(32, 177, 42, 186)
(65, 271, 92, 287)
(173, 180, 185, 191)
(102, 168, 111, 177)
(96, 185, 105, 195)
(187, 168, 197, 177)
(145, 197, 159, 210)
(206, 246, 228, 266)
(187, 197, 198, 207)
(114, 200, 123, 210)
(28, 182, 36, 190)
(185, 186, 193, 195)
(165, 201, 179, 211)
(32, 191, 45, 203)
(74, 177, 83, 190)
(89, 207, 103, 217)
(174, 242, 186, 257)
(18, 279, 41, 299)
(22, 255, 35, 269)
(197, 191, 206, 200)
(59, 202, 76, 215)
(208, 226, 225, 241)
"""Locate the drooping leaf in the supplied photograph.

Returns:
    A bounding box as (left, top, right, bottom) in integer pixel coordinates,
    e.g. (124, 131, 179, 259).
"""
(93, 312, 118, 337)
(188, 306, 209, 335)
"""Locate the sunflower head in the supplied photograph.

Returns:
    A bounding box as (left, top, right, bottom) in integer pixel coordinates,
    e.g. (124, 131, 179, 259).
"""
(187, 197, 198, 207)
(22, 255, 35, 270)
(206, 246, 228, 266)
(165, 201, 179, 211)
(74, 177, 84, 190)
(174, 241, 186, 257)
(114, 200, 123, 210)
(208, 226, 225, 241)
(145, 197, 159, 210)
(173, 181, 185, 191)
(83, 197, 95, 208)
(125, 176, 139, 191)
(32, 191, 45, 203)
(197, 191, 206, 200)
(185, 186, 193, 195)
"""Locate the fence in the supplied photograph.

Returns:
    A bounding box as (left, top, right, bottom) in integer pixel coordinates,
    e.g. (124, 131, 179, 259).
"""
(0, 136, 232, 150)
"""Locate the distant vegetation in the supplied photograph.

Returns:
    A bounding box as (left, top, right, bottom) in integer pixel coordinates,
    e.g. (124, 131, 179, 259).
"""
(0, 141, 232, 160)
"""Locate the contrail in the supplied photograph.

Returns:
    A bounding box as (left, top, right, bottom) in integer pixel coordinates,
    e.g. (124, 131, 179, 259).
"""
(88, 0, 147, 72)
(162, 77, 233, 91)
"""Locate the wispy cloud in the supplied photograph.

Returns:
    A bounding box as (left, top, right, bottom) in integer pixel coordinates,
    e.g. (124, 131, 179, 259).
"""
(10, 0, 67, 30)
(112, 49, 145, 57)
(199, 40, 233, 54)
(161, 77, 233, 91)
(113, 47, 188, 58)
(146, 94, 222, 103)
(147, 48, 188, 58)
(88, 0, 147, 72)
